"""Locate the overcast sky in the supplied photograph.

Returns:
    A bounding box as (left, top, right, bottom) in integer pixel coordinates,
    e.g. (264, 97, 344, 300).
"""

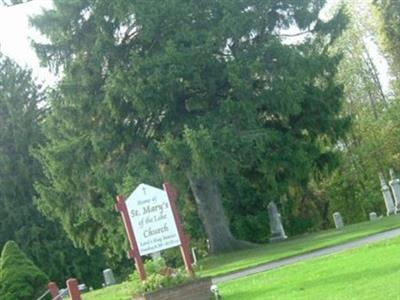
(0, 0, 54, 85)
(0, 0, 392, 92)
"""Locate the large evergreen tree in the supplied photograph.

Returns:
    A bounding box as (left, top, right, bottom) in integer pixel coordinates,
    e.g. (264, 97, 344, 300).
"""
(32, 0, 348, 254)
(0, 54, 105, 286)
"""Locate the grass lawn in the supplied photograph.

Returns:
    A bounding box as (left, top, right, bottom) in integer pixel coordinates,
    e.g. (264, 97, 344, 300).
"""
(81, 280, 140, 300)
(219, 235, 400, 300)
(81, 215, 400, 299)
(199, 214, 400, 277)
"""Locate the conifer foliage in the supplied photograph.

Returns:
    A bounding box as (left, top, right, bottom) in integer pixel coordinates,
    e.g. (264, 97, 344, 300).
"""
(0, 54, 106, 287)
(0, 241, 49, 300)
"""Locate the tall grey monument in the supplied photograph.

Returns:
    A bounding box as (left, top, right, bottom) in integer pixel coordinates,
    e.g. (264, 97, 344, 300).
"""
(268, 201, 287, 242)
(389, 169, 400, 213)
(379, 172, 396, 216)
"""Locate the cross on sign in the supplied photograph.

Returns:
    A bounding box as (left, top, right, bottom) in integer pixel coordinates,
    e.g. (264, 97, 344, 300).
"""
(142, 186, 146, 195)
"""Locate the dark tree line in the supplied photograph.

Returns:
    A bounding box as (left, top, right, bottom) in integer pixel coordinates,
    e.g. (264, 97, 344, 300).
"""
(0, 55, 105, 287)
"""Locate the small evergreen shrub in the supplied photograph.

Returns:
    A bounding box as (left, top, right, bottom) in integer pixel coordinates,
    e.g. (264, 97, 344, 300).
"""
(0, 241, 49, 300)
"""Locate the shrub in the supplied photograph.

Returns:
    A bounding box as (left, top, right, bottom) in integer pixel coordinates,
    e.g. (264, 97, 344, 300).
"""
(0, 241, 49, 300)
(130, 258, 193, 293)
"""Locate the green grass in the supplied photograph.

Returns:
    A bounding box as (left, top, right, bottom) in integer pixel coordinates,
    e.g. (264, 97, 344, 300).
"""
(81, 215, 400, 300)
(81, 280, 140, 300)
(220, 235, 400, 300)
(199, 214, 400, 277)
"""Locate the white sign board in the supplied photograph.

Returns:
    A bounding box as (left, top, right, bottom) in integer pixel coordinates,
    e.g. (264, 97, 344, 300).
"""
(125, 183, 181, 255)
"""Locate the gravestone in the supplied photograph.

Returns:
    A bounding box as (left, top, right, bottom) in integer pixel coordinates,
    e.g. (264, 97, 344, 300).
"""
(389, 169, 400, 213)
(379, 172, 396, 216)
(150, 251, 162, 261)
(369, 212, 378, 221)
(103, 269, 116, 286)
(333, 212, 344, 229)
(268, 202, 287, 242)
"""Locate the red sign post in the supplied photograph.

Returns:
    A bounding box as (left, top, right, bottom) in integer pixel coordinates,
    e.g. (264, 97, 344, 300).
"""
(116, 182, 194, 280)
(116, 195, 146, 280)
(66, 278, 81, 300)
(163, 182, 194, 276)
(48, 282, 59, 299)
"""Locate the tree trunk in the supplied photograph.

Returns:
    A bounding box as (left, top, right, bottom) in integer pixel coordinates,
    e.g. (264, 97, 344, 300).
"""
(188, 175, 253, 254)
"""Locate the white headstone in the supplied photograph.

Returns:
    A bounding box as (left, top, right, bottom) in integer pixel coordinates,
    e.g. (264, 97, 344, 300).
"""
(369, 212, 378, 221)
(333, 212, 344, 229)
(268, 202, 287, 242)
(125, 183, 181, 255)
(150, 251, 162, 260)
(103, 268, 116, 286)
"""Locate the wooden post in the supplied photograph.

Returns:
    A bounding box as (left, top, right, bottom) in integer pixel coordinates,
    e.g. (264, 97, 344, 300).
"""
(48, 282, 59, 299)
(116, 195, 146, 280)
(163, 182, 195, 277)
(66, 278, 81, 300)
